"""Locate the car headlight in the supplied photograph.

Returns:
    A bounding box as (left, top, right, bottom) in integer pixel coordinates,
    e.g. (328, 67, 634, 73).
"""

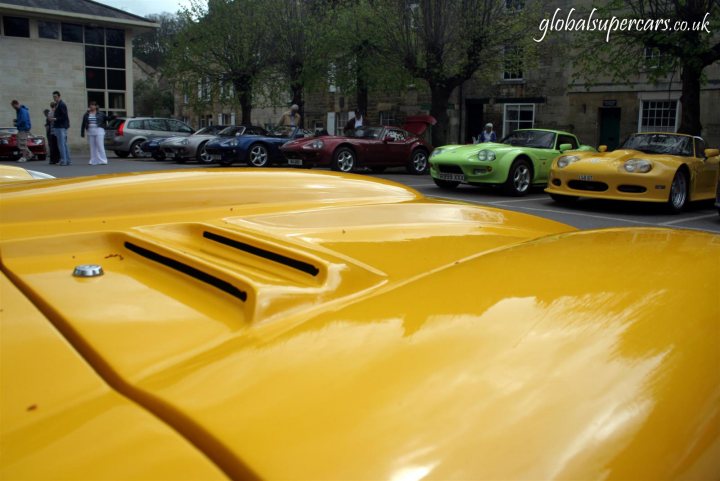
(430, 148, 445, 158)
(222, 139, 238, 147)
(180, 139, 189, 146)
(35, 139, 44, 145)
(303, 139, 324, 150)
(477, 150, 496, 161)
(0, 139, 8, 145)
(557, 155, 580, 168)
(624, 158, 653, 173)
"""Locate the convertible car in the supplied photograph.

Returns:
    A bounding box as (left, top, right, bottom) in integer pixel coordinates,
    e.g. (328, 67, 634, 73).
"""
(140, 125, 227, 161)
(162, 125, 267, 164)
(1, 169, 718, 480)
(546, 132, 720, 212)
(280, 116, 435, 174)
(204, 126, 311, 167)
(0, 127, 48, 161)
(429, 129, 595, 195)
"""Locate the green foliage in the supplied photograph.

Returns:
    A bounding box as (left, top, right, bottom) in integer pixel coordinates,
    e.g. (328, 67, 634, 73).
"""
(134, 78, 175, 117)
(132, 13, 186, 70)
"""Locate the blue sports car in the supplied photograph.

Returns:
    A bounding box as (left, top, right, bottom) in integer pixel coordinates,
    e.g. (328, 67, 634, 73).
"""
(205, 126, 312, 167)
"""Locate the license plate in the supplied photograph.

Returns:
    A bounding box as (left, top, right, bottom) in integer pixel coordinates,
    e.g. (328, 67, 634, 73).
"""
(288, 158, 303, 166)
(439, 173, 465, 182)
(579, 175, 593, 181)
(211, 154, 222, 161)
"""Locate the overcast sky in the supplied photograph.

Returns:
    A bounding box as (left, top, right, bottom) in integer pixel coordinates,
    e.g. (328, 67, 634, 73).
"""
(94, 0, 195, 17)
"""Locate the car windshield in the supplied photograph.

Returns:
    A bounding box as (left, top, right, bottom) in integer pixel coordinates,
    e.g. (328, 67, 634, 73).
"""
(0, 127, 18, 135)
(194, 125, 225, 136)
(620, 133, 693, 156)
(501, 130, 556, 149)
(218, 126, 246, 137)
(347, 127, 383, 139)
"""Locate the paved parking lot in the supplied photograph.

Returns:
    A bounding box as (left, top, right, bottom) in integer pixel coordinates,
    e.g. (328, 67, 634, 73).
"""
(4, 157, 719, 234)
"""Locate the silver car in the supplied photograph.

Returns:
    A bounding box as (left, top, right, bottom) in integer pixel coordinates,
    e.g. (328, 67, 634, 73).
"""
(105, 117, 194, 158)
(161, 125, 268, 163)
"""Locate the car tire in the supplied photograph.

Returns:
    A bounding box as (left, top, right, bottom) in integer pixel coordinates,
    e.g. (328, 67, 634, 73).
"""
(248, 144, 270, 167)
(667, 169, 689, 213)
(114, 150, 130, 158)
(332, 147, 355, 172)
(130, 140, 144, 158)
(504, 158, 532, 196)
(196, 142, 213, 164)
(433, 177, 460, 190)
(407, 148, 429, 175)
(549, 193, 578, 204)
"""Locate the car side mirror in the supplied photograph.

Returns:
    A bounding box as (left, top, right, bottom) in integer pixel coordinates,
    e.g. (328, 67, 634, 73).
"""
(559, 143, 572, 152)
(704, 148, 719, 159)
(598, 145, 608, 153)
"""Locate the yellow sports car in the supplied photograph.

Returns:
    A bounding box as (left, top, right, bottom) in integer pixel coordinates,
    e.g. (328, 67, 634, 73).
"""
(546, 132, 720, 212)
(1, 170, 719, 480)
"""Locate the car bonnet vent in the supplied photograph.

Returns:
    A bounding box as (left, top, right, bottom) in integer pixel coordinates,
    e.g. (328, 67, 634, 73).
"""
(124, 241, 248, 302)
(202, 231, 320, 277)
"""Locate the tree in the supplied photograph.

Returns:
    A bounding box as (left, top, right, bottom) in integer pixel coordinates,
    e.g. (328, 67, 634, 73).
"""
(379, 0, 536, 146)
(132, 13, 185, 70)
(572, 0, 720, 136)
(167, 0, 276, 125)
(134, 78, 175, 117)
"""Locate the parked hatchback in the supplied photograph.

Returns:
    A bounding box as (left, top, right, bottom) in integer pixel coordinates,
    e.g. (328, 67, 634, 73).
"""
(105, 117, 194, 158)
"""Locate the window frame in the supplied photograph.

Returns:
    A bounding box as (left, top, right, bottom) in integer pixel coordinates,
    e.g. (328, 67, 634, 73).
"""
(638, 100, 679, 133)
(502, 103, 535, 137)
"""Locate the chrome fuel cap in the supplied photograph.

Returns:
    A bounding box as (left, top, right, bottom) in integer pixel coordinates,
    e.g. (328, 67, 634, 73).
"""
(73, 264, 104, 277)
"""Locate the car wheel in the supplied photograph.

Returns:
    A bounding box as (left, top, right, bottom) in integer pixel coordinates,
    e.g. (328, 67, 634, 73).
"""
(114, 150, 130, 158)
(407, 149, 428, 175)
(130, 140, 145, 158)
(504, 159, 532, 196)
(549, 193, 578, 204)
(196, 142, 213, 164)
(667, 169, 688, 213)
(332, 147, 355, 172)
(369, 166, 386, 173)
(248, 144, 270, 167)
(433, 177, 460, 190)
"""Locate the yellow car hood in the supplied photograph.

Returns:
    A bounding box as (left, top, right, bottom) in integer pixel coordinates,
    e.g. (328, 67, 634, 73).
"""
(1, 170, 718, 480)
(565, 149, 686, 167)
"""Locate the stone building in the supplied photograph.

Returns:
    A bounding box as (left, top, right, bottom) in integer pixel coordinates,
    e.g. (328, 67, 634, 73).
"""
(0, 0, 157, 149)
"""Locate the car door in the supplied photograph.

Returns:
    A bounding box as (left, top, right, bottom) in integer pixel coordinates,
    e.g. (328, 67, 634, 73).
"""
(145, 119, 168, 139)
(692, 137, 720, 197)
(382, 128, 413, 165)
(525, 132, 560, 183)
(167, 119, 194, 137)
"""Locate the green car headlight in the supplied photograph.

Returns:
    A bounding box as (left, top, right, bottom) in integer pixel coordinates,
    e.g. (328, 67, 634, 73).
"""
(430, 148, 445, 159)
(477, 150, 496, 161)
(624, 159, 653, 173)
(557, 155, 580, 168)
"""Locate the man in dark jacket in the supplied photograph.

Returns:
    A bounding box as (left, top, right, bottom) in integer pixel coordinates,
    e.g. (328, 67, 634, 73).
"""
(10, 100, 32, 162)
(51, 90, 72, 165)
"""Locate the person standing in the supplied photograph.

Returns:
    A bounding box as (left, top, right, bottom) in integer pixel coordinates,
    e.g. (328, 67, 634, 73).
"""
(10, 100, 32, 162)
(47, 102, 60, 164)
(343, 108, 364, 134)
(51, 91, 71, 165)
(478, 122, 497, 143)
(80, 101, 108, 165)
(277, 104, 301, 128)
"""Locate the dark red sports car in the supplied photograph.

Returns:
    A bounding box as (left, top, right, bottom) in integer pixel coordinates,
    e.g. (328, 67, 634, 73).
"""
(0, 128, 47, 160)
(280, 116, 435, 174)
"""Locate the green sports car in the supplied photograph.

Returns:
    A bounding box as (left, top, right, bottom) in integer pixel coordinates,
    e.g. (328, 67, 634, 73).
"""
(429, 129, 595, 196)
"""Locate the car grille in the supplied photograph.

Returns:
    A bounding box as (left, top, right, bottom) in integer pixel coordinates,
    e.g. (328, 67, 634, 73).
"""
(568, 180, 609, 192)
(437, 164, 464, 174)
(618, 185, 647, 193)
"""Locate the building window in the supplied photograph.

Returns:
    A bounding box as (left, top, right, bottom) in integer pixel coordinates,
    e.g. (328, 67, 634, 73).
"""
(62, 23, 83, 42)
(503, 46, 524, 81)
(85, 46, 105, 67)
(87, 91, 105, 108)
(86, 68, 105, 89)
(84, 25, 104, 45)
(639, 100, 678, 132)
(38, 21, 59, 39)
(643, 47, 672, 70)
(379, 111, 396, 126)
(3, 16, 30, 37)
(109, 92, 125, 109)
(503, 104, 534, 136)
(105, 28, 125, 47)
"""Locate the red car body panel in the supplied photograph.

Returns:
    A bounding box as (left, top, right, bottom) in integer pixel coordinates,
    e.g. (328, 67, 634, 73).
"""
(280, 118, 435, 171)
(0, 128, 48, 160)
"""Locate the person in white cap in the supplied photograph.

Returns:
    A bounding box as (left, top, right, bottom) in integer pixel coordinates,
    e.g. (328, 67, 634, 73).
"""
(479, 122, 496, 143)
